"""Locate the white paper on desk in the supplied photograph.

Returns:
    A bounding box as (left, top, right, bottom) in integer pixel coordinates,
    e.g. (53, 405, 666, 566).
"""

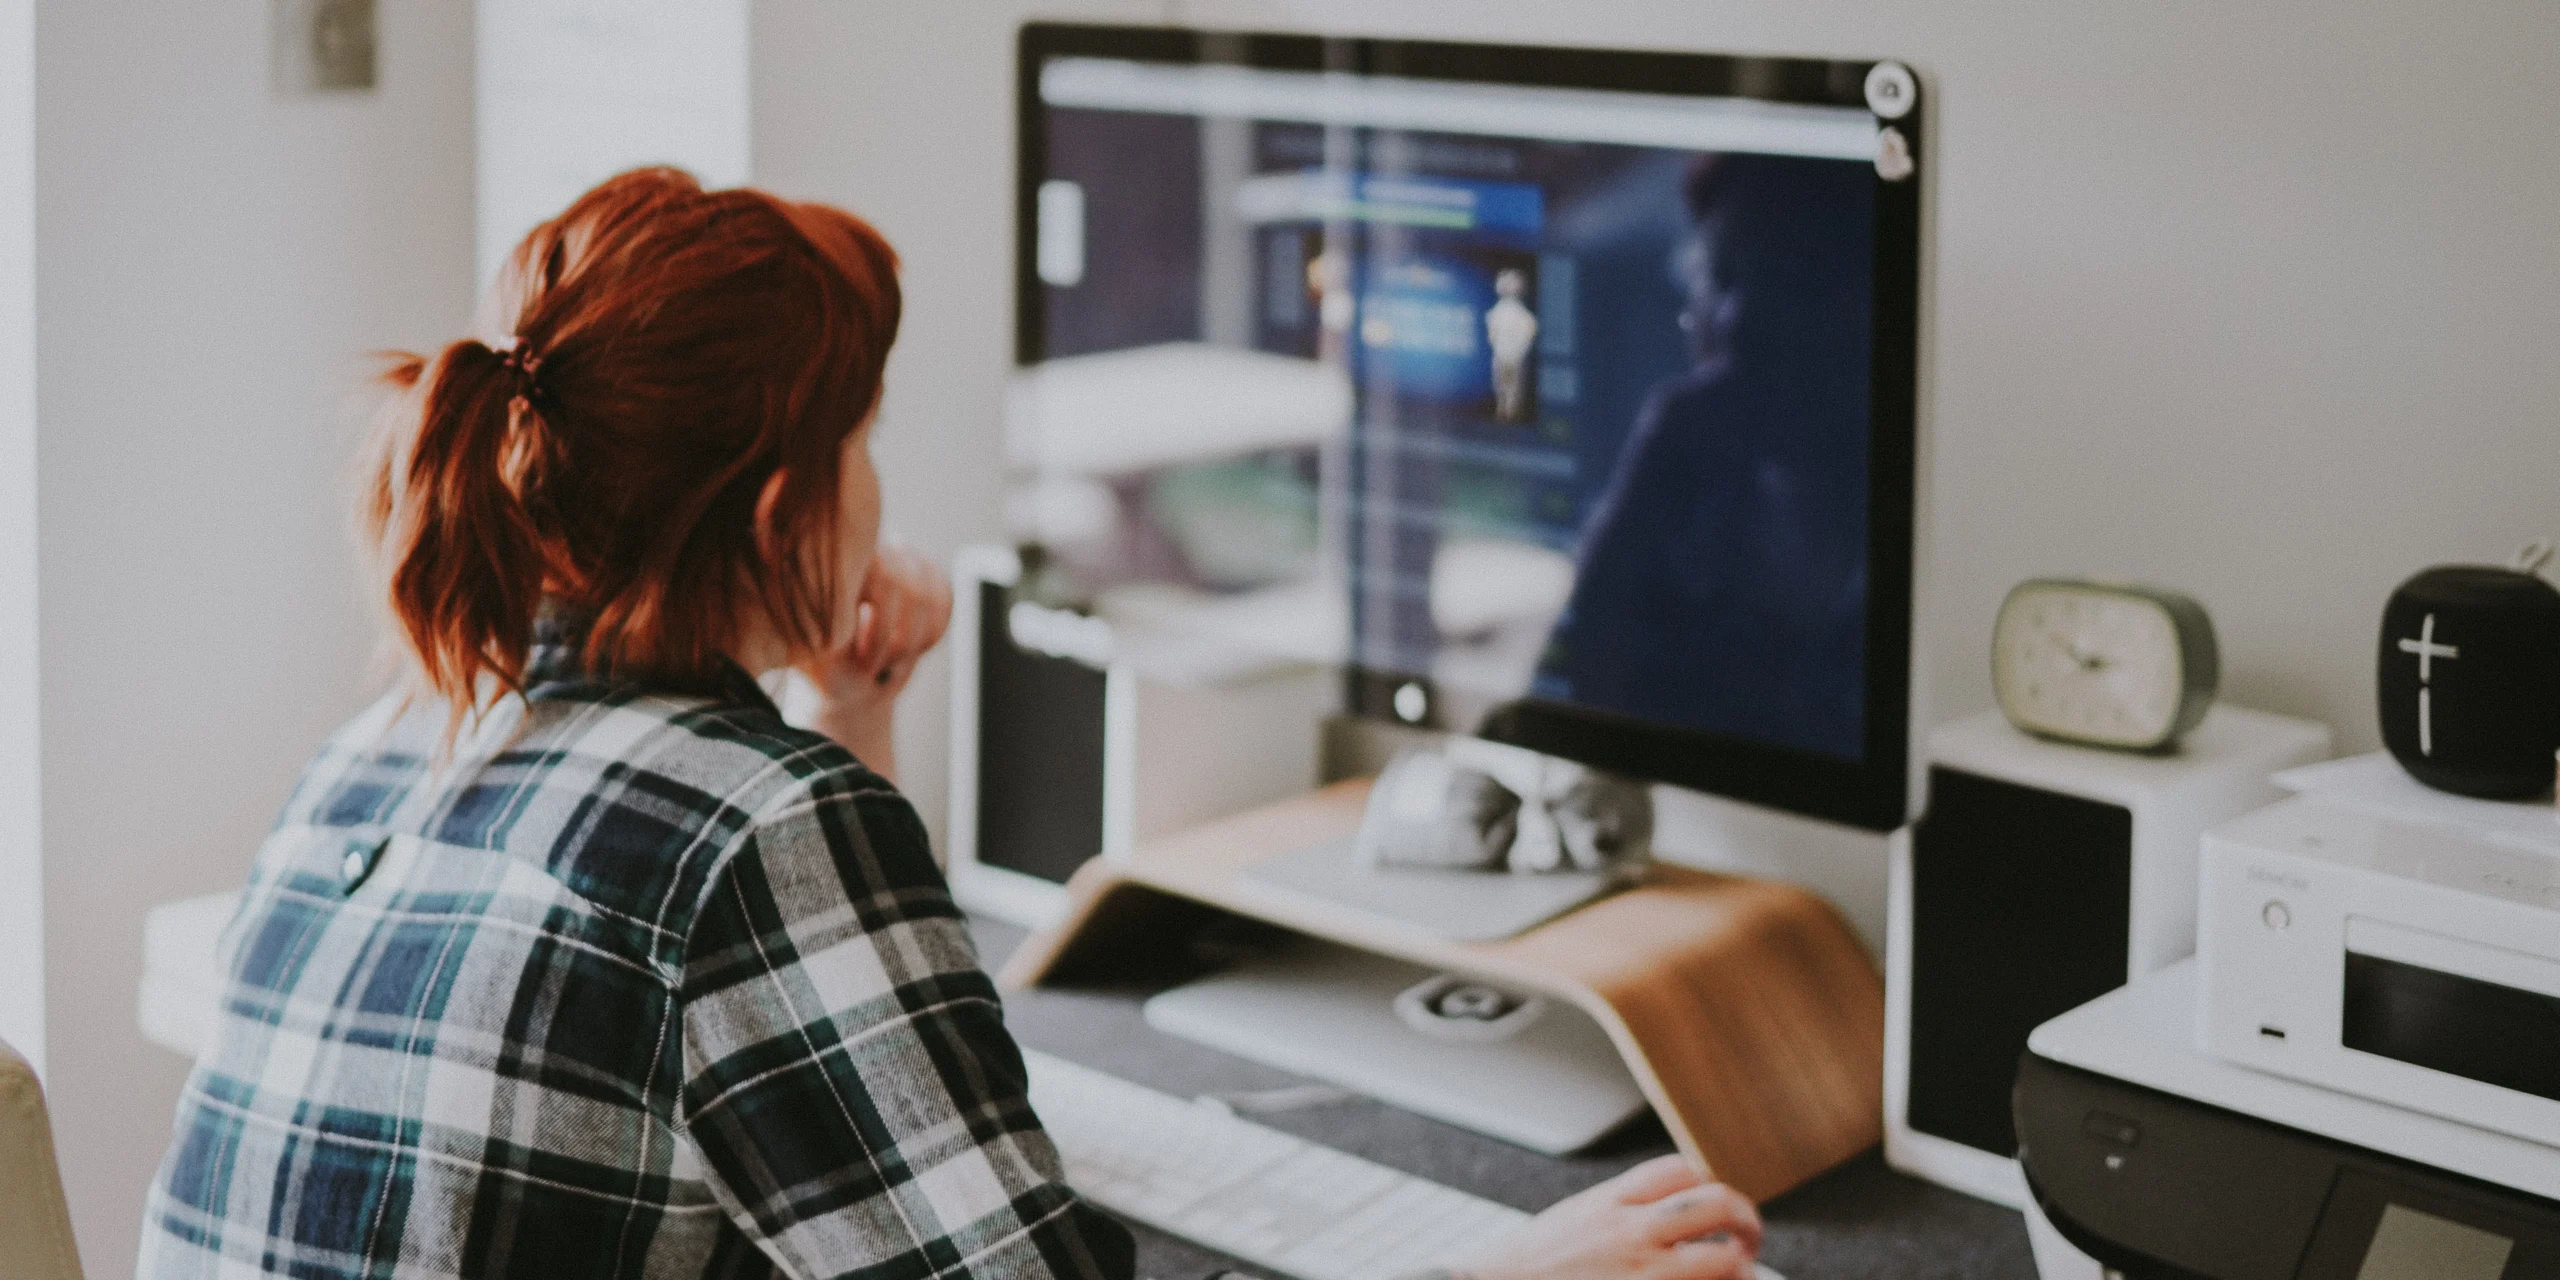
(2274, 752, 2560, 857)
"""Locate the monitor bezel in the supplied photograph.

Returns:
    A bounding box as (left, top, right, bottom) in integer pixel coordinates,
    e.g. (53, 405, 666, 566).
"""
(1016, 22, 1926, 832)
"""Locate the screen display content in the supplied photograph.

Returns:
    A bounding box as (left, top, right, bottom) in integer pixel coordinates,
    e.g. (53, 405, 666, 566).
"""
(2296, 1168, 2549, 1280)
(1015, 29, 1924, 827)
(2356, 1203, 2513, 1280)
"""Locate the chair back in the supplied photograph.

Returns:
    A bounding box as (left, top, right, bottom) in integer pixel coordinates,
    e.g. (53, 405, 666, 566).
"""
(0, 1036, 84, 1280)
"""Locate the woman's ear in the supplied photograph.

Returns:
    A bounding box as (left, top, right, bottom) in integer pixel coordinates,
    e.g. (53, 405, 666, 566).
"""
(753, 468, 790, 553)
(747, 464, 850, 666)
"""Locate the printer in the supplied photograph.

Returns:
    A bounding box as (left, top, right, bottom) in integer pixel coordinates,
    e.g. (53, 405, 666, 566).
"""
(2016, 960, 2560, 1279)
(2018, 772, 2560, 1280)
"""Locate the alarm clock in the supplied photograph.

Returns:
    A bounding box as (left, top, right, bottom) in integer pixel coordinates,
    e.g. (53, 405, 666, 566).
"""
(2376, 548, 2560, 799)
(1991, 579, 2220, 752)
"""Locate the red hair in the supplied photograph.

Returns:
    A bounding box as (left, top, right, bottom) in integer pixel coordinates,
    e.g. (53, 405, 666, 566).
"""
(364, 167, 901, 725)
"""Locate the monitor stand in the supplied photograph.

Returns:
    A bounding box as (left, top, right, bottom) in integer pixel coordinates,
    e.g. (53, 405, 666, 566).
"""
(1142, 935, 1650, 1154)
(998, 778, 1886, 1201)
(1241, 838, 1627, 943)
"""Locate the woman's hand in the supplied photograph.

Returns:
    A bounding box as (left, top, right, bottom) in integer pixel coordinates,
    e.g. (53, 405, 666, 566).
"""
(1455, 1156, 1762, 1280)
(801, 543, 953, 783)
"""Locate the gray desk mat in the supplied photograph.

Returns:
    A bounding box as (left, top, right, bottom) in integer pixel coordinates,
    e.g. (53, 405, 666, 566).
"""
(973, 917, 2035, 1280)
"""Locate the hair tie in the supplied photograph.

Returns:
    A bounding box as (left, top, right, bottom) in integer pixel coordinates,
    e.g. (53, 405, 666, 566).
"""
(491, 335, 545, 380)
(491, 336, 547, 416)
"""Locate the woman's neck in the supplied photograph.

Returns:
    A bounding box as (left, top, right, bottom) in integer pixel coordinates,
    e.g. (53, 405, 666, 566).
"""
(724, 614, 794, 681)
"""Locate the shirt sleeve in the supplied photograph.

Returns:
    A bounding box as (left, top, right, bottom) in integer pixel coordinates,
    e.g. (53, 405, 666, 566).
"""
(677, 770, 1136, 1280)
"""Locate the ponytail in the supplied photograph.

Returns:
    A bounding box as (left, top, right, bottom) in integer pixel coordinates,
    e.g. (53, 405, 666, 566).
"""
(369, 338, 560, 730)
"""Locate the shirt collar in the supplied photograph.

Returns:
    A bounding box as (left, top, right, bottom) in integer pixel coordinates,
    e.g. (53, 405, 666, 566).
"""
(525, 605, 779, 715)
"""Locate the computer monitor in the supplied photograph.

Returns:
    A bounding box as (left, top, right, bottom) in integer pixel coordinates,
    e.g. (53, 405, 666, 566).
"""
(1010, 25, 1927, 832)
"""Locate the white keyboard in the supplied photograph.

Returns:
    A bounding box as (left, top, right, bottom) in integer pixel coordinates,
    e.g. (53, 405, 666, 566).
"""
(1026, 1048, 1527, 1279)
(1023, 1050, 1783, 1280)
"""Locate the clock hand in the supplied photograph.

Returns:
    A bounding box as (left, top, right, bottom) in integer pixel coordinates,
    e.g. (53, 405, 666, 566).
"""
(2046, 631, 2109, 672)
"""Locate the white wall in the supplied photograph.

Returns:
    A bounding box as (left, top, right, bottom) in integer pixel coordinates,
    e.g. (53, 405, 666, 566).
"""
(35, 2, 475, 1270)
(756, 0, 1177, 854)
(0, 0, 35, 1075)
(477, 0, 749, 283)
(753, 0, 2560, 938)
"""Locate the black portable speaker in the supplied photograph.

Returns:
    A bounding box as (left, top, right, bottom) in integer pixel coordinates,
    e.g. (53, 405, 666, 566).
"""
(2377, 561, 2560, 799)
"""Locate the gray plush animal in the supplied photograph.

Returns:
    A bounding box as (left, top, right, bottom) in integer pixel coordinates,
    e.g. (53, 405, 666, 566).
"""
(1358, 743, 1652, 877)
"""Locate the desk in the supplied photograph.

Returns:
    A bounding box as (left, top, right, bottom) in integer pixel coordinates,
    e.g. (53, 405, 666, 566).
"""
(138, 893, 2036, 1278)
(972, 916, 2035, 1280)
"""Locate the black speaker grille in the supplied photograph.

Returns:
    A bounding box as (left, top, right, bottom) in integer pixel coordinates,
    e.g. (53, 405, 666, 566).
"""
(975, 582, 1109, 885)
(1908, 765, 2131, 1157)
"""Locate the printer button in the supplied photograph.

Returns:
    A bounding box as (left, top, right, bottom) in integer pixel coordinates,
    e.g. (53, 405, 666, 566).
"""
(2082, 1110, 2141, 1147)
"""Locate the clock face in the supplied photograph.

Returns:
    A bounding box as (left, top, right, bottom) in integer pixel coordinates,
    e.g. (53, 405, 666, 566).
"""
(1993, 584, 2193, 749)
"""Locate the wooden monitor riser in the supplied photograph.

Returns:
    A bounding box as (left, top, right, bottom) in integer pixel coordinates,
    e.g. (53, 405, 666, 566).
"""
(1000, 779, 1886, 1202)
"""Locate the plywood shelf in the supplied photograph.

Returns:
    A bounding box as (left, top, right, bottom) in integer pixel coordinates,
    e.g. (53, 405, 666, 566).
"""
(1000, 779, 1885, 1201)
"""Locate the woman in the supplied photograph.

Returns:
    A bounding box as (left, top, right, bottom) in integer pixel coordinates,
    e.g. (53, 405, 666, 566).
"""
(1541, 153, 1874, 759)
(140, 168, 1764, 1280)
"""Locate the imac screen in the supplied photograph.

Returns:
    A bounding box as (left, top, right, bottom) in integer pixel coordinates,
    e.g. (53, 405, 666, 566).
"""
(1014, 29, 1921, 827)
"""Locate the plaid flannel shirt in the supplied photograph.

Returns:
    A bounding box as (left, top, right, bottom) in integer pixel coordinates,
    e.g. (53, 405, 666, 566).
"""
(140, 631, 1136, 1280)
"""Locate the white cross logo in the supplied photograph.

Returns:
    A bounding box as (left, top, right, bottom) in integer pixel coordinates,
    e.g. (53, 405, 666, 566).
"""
(2397, 612, 2460, 756)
